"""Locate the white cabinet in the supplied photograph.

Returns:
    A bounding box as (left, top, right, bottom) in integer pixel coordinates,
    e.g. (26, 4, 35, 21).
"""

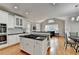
(16, 35, 20, 42)
(20, 38, 34, 54)
(36, 24, 40, 31)
(34, 39, 48, 55)
(15, 15, 23, 27)
(20, 37, 48, 55)
(7, 35, 19, 45)
(26, 23, 31, 34)
(7, 14, 15, 28)
(0, 10, 8, 24)
(8, 14, 25, 28)
(34, 40, 42, 55)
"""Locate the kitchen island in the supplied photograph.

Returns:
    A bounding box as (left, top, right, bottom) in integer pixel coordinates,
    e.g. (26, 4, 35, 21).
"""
(19, 34, 49, 55)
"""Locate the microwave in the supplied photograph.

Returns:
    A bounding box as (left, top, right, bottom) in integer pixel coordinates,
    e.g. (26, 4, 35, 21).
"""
(0, 24, 7, 33)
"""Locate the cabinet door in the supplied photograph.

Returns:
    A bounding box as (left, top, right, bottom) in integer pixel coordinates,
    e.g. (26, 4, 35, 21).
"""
(16, 18, 19, 26)
(8, 14, 14, 28)
(20, 19, 23, 26)
(27, 39, 34, 54)
(7, 35, 16, 45)
(20, 38, 27, 50)
(0, 10, 8, 24)
(16, 35, 20, 42)
(34, 39, 48, 55)
(26, 23, 31, 33)
(20, 38, 34, 54)
(15, 16, 23, 27)
(34, 40, 42, 55)
(0, 12, 3, 23)
(7, 35, 19, 45)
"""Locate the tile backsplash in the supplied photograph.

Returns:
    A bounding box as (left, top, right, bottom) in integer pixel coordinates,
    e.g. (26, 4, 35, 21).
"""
(8, 28, 26, 34)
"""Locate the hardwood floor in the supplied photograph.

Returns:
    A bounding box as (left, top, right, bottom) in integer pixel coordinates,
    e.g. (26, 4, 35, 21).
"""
(0, 36, 79, 55)
(0, 44, 27, 55)
(56, 36, 76, 55)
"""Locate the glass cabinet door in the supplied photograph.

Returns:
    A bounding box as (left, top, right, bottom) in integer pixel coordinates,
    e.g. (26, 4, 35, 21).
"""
(16, 18, 19, 26)
(20, 19, 22, 26)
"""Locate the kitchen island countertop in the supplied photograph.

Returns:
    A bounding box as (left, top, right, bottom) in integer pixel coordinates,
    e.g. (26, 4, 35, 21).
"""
(19, 34, 48, 41)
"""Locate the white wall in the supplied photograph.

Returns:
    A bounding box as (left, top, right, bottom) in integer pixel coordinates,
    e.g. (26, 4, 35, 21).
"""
(65, 19, 79, 36)
(23, 19, 31, 34)
(41, 19, 65, 36)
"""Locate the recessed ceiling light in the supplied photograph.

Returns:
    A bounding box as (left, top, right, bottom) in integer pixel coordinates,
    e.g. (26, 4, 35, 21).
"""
(71, 17, 75, 21)
(76, 16, 79, 21)
(14, 6, 18, 9)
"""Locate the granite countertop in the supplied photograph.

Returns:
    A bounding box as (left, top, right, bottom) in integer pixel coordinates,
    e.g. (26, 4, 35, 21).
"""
(32, 31, 51, 33)
(8, 32, 26, 35)
(19, 34, 48, 41)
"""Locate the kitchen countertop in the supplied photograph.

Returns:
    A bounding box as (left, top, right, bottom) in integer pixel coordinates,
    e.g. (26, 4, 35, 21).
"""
(19, 34, 48, 41)
(32, 31, 51, 33)
(8, 33, 26, 35)
(0, 33, 7, 36)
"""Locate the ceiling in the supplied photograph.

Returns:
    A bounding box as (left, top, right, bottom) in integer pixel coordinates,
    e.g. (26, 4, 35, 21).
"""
(0, 3, 79, 23)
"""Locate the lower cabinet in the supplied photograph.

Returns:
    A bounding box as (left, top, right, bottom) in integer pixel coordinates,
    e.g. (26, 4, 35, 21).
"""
(34, 39, 48, 55)
(20, 38, 34, 54)
(7, 35, 20, 45)
(20, 37, 48, 55)
(34, 40, 42, 55)
(16, 35, 20, 42)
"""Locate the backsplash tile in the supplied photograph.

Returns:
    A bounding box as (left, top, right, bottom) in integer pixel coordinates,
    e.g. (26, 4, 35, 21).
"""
(8, 28, 25, 34)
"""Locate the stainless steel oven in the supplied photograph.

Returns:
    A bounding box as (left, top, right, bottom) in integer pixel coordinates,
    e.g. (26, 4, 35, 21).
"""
(0, 23, 7, 45)
(0, 35, 7, 45)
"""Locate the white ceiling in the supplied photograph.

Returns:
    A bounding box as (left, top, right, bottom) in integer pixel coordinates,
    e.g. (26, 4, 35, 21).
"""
(0, 3, 79, 22)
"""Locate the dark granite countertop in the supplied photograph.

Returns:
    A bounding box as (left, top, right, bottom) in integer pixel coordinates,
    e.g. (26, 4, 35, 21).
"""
(19, 34, 48, 41)
(8, 33, 25, 35)
(32, 31, 51, 33)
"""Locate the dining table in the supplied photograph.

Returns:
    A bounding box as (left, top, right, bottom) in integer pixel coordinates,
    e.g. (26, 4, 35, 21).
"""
(69, 36, 79, 52)
(69, 36, 79, 42)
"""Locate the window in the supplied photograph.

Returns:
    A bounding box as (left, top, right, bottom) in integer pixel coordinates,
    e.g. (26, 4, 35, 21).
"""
(45, 24, 59, 33)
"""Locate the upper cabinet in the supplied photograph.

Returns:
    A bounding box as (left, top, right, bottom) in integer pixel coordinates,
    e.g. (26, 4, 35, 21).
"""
(15, 15, 23, 27)
(0, 10, 8, 24)
(0, 10, 26, 28)
(8, 13, 15, 28)
(8, 14, 24, 28)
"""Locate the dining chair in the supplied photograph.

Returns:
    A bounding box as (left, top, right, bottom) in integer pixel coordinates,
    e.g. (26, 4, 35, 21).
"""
(74, 41, 79, 53)
(64, 33, 76, 49)
(69, 32, 79, 52)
